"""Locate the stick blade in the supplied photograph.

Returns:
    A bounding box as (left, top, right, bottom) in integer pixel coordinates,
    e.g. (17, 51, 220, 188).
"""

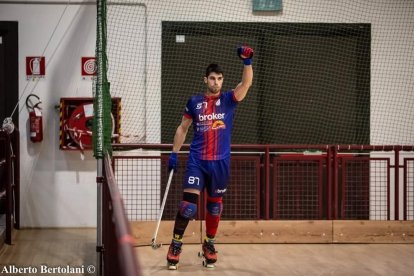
(151, 239, 162, 250)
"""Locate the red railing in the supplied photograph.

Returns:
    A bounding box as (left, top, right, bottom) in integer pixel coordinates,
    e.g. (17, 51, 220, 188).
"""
(272, 155, 325, 220)
(404, 158, 414, 220)
(112, 144, 414, 221)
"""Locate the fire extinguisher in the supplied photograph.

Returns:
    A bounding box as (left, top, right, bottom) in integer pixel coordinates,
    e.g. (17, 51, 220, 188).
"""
(26, 94, 43, 142)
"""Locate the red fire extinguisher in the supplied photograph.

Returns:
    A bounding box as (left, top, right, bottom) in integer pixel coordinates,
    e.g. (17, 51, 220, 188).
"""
(26, 94, 43, 142)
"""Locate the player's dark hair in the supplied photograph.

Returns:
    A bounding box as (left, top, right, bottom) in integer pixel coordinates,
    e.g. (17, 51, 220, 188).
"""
(205, 63, 224, 77)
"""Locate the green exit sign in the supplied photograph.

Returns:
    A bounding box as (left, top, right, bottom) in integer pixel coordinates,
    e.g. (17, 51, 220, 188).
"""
(253, 0, 282, 11)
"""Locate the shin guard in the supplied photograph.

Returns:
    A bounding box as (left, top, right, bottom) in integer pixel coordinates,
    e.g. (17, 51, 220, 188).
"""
(206, 196, 223, 238)
(173, 192, 198, 237)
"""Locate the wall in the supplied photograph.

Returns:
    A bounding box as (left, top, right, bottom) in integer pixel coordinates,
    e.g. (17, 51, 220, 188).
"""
(0, 2, 97, 227)
(0, 0, 413, 227)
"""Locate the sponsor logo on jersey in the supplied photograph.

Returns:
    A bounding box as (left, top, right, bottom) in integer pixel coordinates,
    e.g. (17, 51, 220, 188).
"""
(198, 112, 225, 121)
(216, 99, 221, 106)
(212, 120, 226, 130)
(196, 125, 210, 132)
(215, 188, 227, 194)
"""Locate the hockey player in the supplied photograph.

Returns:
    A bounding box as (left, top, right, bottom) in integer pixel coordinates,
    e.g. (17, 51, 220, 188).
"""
(166, 45, 254, 269)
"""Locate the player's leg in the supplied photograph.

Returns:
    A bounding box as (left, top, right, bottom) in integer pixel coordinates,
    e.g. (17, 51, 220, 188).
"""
(202, 195, 222, 265)
(203, 158, 230, 265)
(167, 156, 205, 269)
(167, 192, 199, 269)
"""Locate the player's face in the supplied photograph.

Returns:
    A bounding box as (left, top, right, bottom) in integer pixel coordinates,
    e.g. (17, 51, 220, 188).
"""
(204, 72, 223, 94)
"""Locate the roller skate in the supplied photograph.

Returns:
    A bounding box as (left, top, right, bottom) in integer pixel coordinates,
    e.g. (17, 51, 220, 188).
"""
(166, 240, 182, 270)
(198, 239, 217, 268)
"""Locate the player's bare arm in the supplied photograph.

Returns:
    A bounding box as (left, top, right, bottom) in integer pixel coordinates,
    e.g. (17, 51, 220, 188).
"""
(172, 116, 192, 153)
(234, 64, 253, 102)
(234, 45, 254, 102)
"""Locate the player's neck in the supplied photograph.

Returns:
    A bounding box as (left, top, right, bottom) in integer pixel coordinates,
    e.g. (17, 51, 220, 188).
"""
(204, 91, 221, 98)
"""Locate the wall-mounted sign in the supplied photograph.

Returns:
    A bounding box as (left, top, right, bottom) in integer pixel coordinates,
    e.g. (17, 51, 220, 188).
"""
(26, 56, 46, 79)
(81, 57, 97, 79)
(252, 0, 283, 11)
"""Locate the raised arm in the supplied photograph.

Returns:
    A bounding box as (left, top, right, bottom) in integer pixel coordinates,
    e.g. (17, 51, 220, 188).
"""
(234, 46, 254, 102)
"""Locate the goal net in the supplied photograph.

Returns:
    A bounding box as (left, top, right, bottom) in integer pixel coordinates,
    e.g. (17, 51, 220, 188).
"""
(101, 0, 413, 146)
(96, 1, 414, 226)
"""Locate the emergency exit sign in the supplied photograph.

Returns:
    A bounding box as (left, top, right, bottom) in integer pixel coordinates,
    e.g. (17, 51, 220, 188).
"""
(253, 0, 282, 11)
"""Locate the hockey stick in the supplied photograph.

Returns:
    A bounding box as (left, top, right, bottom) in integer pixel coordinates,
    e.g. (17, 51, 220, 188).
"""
(151, 169, 174, 249)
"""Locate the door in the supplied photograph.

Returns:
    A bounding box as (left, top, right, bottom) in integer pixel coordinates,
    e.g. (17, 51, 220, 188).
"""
(0, 21, 18, 129)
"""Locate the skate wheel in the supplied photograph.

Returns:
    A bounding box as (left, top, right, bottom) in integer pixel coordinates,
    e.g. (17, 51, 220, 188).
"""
(203, 260, 215, 269)
(167, 262, 178, 270)
(198, 251, 204, 258)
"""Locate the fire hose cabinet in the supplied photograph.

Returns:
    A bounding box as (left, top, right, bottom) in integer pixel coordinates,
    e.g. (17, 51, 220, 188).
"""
(59, 97, 121, 150)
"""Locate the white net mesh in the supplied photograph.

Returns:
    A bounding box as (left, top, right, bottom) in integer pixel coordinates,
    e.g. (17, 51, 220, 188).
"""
(105, 0, 414, 145)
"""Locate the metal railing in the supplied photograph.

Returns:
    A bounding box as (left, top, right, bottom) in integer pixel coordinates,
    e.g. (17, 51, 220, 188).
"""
(112, 144, 414, 221)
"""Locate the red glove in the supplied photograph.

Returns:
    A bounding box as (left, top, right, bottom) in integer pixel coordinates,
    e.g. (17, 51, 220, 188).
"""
(237, 45, 254, 65)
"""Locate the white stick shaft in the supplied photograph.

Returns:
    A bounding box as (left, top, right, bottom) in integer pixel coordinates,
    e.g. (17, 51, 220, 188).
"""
(152, 170, 174, 244)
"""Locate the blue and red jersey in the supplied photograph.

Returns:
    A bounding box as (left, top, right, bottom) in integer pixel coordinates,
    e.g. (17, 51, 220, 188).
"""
(184, 90, 239, 160)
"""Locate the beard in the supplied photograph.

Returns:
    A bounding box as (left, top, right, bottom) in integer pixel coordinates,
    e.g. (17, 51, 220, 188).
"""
(208, 86, 221, 94)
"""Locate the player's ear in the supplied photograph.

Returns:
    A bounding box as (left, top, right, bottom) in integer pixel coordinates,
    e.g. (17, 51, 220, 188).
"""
(203, 77, 207, 84)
